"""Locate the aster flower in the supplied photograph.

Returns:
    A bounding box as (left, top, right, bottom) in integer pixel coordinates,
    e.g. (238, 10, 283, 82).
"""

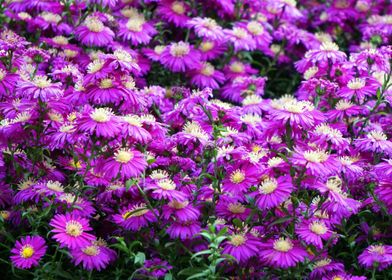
(162, 200, 200, 222)
(49, 213, 95, 249)
(292, 148, 340, 177)
(187, 17, 225, 41)
(326, 99, 363, 120)
(260, 237, 308, 268)
(310, 258, 345, 279)
(358, 244, 392, 270)
(160, 41, 201, 72)
(102, 148, 147, 180)
(157, 0, 190, 27)
(222, 233, 260, 263)
(253, 176, 293, 210)
(113, 204, 157, 231)
(118, 16, 157, 45)
(71, 241, 113, 271)
(375, 180, 392, 213)
(17, 76, 63, 101)
(296, 219, 333, 249)
(77, 107, 121, 138)
(198, 40, 227, 60)
(189, 62, 226, 89)
(337, 77, 378, 101)
(120, 115, 152, 143)
(225, 27, 256, 52)
(222, 164, 259, 194)
(307, 42, 347, 63)
(216, 196, 250, 221)
(145, 178, 187, 201)
(355, 130, 392, 155)
(10, 236, 47, 269)
(75, 16, 114, 47)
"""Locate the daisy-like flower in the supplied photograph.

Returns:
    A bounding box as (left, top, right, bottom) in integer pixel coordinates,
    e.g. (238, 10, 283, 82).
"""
(358, 244, 392, 270)
(307, 42, 346, 63)
(311, 123, 349, 150)
(70, 241, 113, 271)
(225, 27, 256, 51)
(269, 98, 324, 129)
(102, 148, 147, 180)
(75, 16, 114, 47)
(310, 258, 345, 279)
(162, 200, 200, 222)
(17, 76, 63, 101)
(189, 62, 226, 89)
(355, 130, 392, 155)
(10, 236, 47, 269)
(296, 219, 333, 249)
(260, 237, 308, 268)
(337, 77, 378, 101)
(145, 178, 187, 201)
(166, 220, 201, 240)
(292, 148, 340, 176)
(120, 115, 152, 143)
(113, 204, 157, 231)
(222, 233, 260, 263)
(157, 0, 190, 27)
(375, 180, 392, 214)
(254, 176, 293, 210)
(326, 99, 362, 120)
(222, 164, 259, 194)
(77, 107, 121, 138)
(187, 17, 225, 41)
(86, 77, 130, 105)
(49, 213, 95, 249)
(118, 16, 157, 45)
(160, 41, 200, 72)
(175, 121, 210, 146)
(216, 196, 250, 221)
(198, 40, 227, 60)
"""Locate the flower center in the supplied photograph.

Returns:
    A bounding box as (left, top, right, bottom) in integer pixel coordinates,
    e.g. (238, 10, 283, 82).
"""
(18, 12, 31, 20)
(304, 66, 318, 80)
(86, 17, 104, 32)
(199, 41, 214, 52)
(115, 150, 134, 163)
(259, 178, 278, 194)
(126, 17, 144, 32)
(320, 41, 339, 51)
(230, 170, 245, 184)
(114, 49, 133, 62)
(232, 27, 248, 39)
(183, 121, 209, 141)
(242, 95, 262, 105)
(247, 21, 264, 35)
(87, 60, 104, 74)
(90, 108, 111, 122)
(157, 179, 176, 190)
(326, 177, 343, 193)
(368, 245, 385, 255)
(273, 238, 293, 252)
(335, 99, 353, 110)
(303, 150, 329, 163)
(82, 245, 100, 256)
(52, 36, 68, 45)
(170, 42, 190, 57)
(368, 130, 387, 141)
(0, 69, 6, 81)
(268, 157, 284, 168)
(46, 181, 64, 192)
(123, 115, 142, 127)
(202, 18, 218, 29)
(20, 245, 34, 258)
(313, 258, 331, 269)
(228, 203, 246, 214)
(309, 221, 328, 235)
(347, 78, 365, 90)
(171, 1, 185, 14)
(168, 200, 189, 209)
(229, 234, 246, 246)
(229, 62, 244, 73)
(33, 76, 51, 89)
(200, 63, 214, 76)
(99, 78, 114, 89)
(154, 45, 165, 54)
(65, 221, 83, 237)
(41, 12, 61, 23)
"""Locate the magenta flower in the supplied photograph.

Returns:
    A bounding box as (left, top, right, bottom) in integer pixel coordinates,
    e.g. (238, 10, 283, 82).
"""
(145, 178, 187, 201)
(260, 237, 308, 268)
(17, 76, 63, 101)
(358, 244, 392, 270)
(120, 115, 152, 144)
(102, 148, 147, 180)
(292, 148, 340, 176)
(166, 221, 201, 240)
(118, 17, 157, 45)
(355, 130, 392, 155)
(296, 219, 333, 249)
(254, 176, 293, 210)
(326, 99, 363, 120)
(162, 200, 200, 222)
(307, 42, 346, 63)
(187, 17, 225, 41)
(10, 236, 47, 269)
(310, 258, 345, 279)
(225, 27, 256, 52)
(113, 204, 157, 231)
(222, 233, 260, 263)
(216, 196, 251, 221)
(49, 213, 95, 249)
(71, 241, 114, 271)
(160, 41, 200, 72)
(337, 77, 378, 101)
(157, 0, 190, 27)
(189, 62, 226, 89)
(77, 107, 121, 138)
(75, 16, 114, 47)
(222, 164, 259, 194)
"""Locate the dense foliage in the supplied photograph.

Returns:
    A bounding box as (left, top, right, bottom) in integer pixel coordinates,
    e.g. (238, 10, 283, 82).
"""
(0, 0, 391, 279)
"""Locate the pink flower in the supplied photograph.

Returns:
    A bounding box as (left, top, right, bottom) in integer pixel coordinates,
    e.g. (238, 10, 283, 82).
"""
(160, 41, 201, 72)
(113, 204, 157, 231)
(71, 240, 115, 271)
(17, 76, 63, 101)
(75, 16, 114, 47)
(118, 17, 157, 45)
(222, 233, 260, 263)
(77, 107, 121, 138)
(358, 244, 392, 270)
(296, 219, 333, 249)
(253, 176, 293, 210)
(189, 62, 226, 89)
(10, 236, 47, 269)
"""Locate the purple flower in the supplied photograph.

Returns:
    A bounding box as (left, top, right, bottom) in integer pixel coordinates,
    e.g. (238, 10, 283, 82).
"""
(160, 41, 201, 72)
(10, 236, 47, 269)
(113, 204, 157, 231)
(17, 76, 63, 101)
(75, 16, 114, 47)
(222, 233, 260, 263)
(358, 244, 392, 270)
(253, 176, 293, 210)
(71, 241, 115, 271)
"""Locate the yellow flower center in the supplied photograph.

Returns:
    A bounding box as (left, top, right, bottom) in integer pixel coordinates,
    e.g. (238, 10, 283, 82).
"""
(229, 234, 246, 246)
(18, 12, 31, 20)
(230, 170, 245, 184)
(33, 76, 51, 89)
(303, 150, 329, 163)
(20, 245, 34, 259)
(123, 115, 142, 127)
(200, 63, 215, 76)
(347, 78, 365, 90)
(232, 27, 248, 39)
(183, 121, 209, 141)
(335, 99, 353, 110)
(114, 150, 134, 163)
(87, 60, 104, 74)
(170, 42, 190, 57)
(168, 200, 189, 209)
(309, 221, 328, 235)
(41, 12, 61, 23)
(199, 41, 214, 52)
(273, 238, 293, 252)
(171, 1, 185, 14)
(304, 66, 319, 80)
(65, 221, 83, 237)
(313, 258, 331, 269)
(228, 203, 246, 214)
(46, 181, 64, 192)
(90, 108, 111, 122)
(259, 178, 278, 194)
(64, 49, 78, 58)
(242, 95, 262, 105)
(114, 49, 134, 62)
(157, 179, 176, 190)
(229, 62, 244, 73)
(320, 41, 339, 51)
(368, 130, 387, 141)
(60, 124, 75, 133)
(368, 245, 385, 255)
(126, 17, 145, 32)
(82, 245, 100, 256)
(202, 18, 218, 29)
(52, 36, 68, 45)
(154, 45, 165, 55)
(247, 21, 264, 35)
(99, 78, 113, 89)
(85, 17, 104, 32)
(268, 157, 284, 168)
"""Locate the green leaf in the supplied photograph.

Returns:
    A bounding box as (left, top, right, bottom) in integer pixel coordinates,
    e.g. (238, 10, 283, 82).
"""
(191, 249, 212, 259)
(269, 216, 292, 227)
(134, 252, 145, 265)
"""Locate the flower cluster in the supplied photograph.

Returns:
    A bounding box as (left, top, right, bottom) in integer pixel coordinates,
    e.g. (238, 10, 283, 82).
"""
(0, 0, 391, 279)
